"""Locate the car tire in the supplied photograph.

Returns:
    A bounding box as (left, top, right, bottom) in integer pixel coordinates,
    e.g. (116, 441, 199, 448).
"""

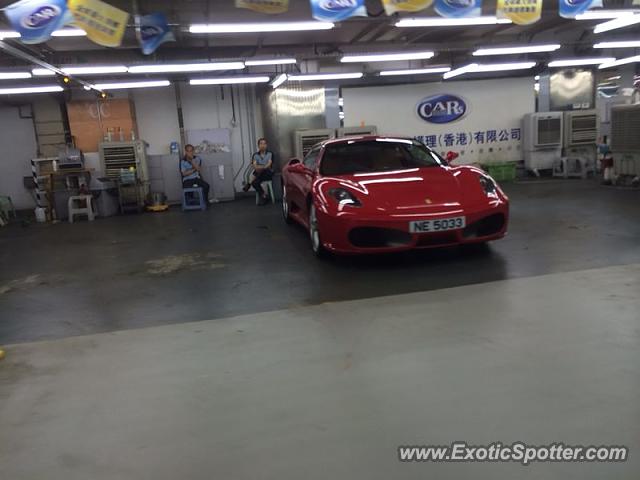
(309, 204, 326, 258)
(281, 184, 293, 224)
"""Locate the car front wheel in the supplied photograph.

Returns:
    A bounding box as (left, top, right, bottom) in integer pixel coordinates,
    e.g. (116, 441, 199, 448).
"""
(309, 204, 325, 258)
(282, 184, 292, 224)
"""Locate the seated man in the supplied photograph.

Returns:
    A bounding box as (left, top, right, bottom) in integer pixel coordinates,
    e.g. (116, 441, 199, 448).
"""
(180, 144, 210, 205)
(243, 138, 274, 205)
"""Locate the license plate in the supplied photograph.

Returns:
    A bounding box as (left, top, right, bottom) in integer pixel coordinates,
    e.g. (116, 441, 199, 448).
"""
(409, 216, 466, 233)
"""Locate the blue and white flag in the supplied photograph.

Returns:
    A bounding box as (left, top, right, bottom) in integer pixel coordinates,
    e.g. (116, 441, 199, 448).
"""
(3, 0, 73, 44)
(435, 0, 481, 18)
(559, 0, 602, 19)
(137, 12, 175, 55)
(310, 0, 367, 22)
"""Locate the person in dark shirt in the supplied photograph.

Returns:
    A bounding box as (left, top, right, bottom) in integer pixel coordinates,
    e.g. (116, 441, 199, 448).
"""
(243, 138, 274, 205)
(180, 144, 210, 204)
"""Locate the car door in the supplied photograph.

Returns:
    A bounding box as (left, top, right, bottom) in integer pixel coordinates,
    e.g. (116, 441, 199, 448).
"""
(289, 147, 320, 215)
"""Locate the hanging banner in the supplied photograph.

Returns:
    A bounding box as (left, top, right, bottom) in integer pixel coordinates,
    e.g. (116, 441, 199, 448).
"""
(3, 0, 73, 44)
(558, 0, 602, 18)
(496, 0, 542, 25)
(68, 0, 129, 47)
(235, 0, 289, 14)
(310, 0, 367, 22)
(137, 12, 174, 55)
(382, 0, 433, 15)
(435, 0, 482, 17)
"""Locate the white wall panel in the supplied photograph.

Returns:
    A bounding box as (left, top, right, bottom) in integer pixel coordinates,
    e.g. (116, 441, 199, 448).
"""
(0, 106, 38, 210)
(132, 88, 180, 156)
(343, 78, 535, 164)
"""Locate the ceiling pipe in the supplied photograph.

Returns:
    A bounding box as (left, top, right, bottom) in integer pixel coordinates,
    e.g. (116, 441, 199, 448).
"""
(0, 40, 103, 93)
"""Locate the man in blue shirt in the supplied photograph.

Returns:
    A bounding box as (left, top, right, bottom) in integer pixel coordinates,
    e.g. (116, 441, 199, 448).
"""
(243, 138, 274, 205)
(180, 144, 210, 204)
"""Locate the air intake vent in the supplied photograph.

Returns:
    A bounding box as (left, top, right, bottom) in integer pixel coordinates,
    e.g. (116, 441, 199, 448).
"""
(611, 105, 640, 152)
(99, 141, 149, 182)
(294, 129, 334, 159)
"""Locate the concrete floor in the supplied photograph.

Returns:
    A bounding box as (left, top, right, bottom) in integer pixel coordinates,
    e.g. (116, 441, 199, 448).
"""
(1, 180, 639, 479)
(1, 180, 639, 344)
(1, 263, 639, 479)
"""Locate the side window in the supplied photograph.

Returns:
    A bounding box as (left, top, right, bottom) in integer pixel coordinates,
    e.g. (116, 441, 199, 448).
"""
(303, 148, 320, 171)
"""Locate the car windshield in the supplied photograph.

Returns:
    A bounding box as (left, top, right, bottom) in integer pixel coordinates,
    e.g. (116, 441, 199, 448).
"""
(320, 139, 443, 176)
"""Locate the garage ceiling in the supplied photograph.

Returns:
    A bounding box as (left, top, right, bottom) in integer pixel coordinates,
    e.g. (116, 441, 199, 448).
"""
(0, 0, 638, 85)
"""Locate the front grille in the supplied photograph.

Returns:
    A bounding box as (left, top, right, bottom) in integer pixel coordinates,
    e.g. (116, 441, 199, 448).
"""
(415, 232, 458, 247)
(349, 227, 412, 248)
(462, 213, 506, 238)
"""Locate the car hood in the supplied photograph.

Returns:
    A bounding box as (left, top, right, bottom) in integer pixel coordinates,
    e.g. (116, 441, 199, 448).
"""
(332, 167, 465, 212)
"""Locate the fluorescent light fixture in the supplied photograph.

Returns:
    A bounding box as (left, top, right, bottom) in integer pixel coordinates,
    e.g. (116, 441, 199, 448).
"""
(396, 16, 512, 27)
(594, 40, 640, 49)
(0, 31, 21, 39)
(0, 29, 86, 38)
(594, 14, 640, 34)
(0, 85, 63, 94)
(245, 58, 296, 66)
(32, 68, 55, 76)
(598, 54, 640, 69)
(443, 64, 479, 79)
(473, 44, 561, 56)
(474, 62, 537, 72)
(444, 62, 536, 79)
(575, 10, 639, 20)
(33, 66, 128, 76)
(51, 29, 86, 37)
(287, 72, 364, 81)
(549, 58, 615, 67)
(379, 67, 451, 76)
(534, 75, 540, 80)
(270, 73, 287, 89)
(190, 22, 334, 33)
(0, 72, 32, 80)
(189, 76, 270, 85)
(338, 97, 344, 106)
(340, 51, 434, 63)
(93, 80, 171, 90)
(128, 62, 245, 74)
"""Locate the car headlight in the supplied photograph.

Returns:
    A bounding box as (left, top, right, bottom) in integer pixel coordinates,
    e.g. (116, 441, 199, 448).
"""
(328, 187, 362, 207)
(479, 175, 497, 194)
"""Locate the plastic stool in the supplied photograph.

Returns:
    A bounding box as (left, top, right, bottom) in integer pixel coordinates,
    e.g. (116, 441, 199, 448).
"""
(0, 195, 17, 221)
(255, 180, 275, 205)
(182, 187, 206, 211)
(68, 195, 95, 223)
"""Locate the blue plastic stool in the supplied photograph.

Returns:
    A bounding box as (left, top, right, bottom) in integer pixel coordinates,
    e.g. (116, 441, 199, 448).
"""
(182, 187, 206, 211)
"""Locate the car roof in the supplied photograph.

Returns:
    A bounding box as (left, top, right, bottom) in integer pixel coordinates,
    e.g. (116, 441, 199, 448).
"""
(319, 135, 415, 148)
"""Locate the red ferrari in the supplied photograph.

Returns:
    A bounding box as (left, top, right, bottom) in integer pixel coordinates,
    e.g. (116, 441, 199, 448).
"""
(281, 136, 509, 256)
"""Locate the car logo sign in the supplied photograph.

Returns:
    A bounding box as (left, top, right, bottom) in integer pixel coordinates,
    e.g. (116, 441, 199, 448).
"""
(425, 198, 432, 204)
(319, 0, 358, 10)
(417, 94, 468, 124)
(21, 5, 61, 29)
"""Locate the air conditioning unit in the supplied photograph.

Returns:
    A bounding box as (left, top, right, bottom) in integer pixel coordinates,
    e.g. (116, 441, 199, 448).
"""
(294, 129, 334, 159)
(337, 125, 378, 137)
(99, 140, 149, 181)
(551, 110, 599, 178)
(523, 112, 563, 174)
(523, 112, 563, 150)
(564, 110, 598, 147)
(611, 104, 640, 178)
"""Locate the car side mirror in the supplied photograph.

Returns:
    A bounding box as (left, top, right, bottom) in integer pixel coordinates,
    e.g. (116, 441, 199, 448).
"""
(288, 159, 306, 173)
(445, 151, 459, 165)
